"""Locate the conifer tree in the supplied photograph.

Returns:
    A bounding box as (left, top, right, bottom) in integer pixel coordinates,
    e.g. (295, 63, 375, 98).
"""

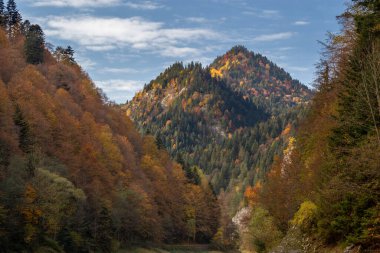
(13, 105, 33, 153)
(0, 0, 6, 28)
(24, 24, 45, 64)
(6, 0, 21, 37)
(65, 45, 75, 63)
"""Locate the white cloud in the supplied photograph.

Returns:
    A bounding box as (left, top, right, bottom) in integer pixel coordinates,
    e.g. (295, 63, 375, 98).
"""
(185, 17, 208, 23)
(102, 67, 139, 74)
(262, 10, 279, 16)
(43, 16, 218, 57)
(87, 45, 117, 51)
(294, 21, 310, 26)
(95, 79, 144, 92)
(243, 9, 280, 18)
(95, 79, 146, 103)
(277, 47, 294, 51)
(125, 1, 163, 10)
(287, 66, 309, 72)
(253, 32, 294, 42)
(160, 46, 200, 57)
(32, 0, 121, 7)
(75, 56, 97, 70)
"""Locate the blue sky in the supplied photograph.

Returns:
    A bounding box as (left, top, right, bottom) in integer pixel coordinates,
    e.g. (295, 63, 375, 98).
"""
(17, 0, 347, 103)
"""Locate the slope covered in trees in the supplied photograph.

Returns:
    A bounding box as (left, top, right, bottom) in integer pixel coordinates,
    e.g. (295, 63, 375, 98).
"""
(0, 2, 219, 252)
(242, 1, 380, 252)
(126, 47, 312, 211)
(125, 47, 313, 250)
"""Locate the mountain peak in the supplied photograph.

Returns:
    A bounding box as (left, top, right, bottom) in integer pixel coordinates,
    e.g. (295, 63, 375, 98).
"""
(227, 45, 251, 56)
(210, 46, 312, 109)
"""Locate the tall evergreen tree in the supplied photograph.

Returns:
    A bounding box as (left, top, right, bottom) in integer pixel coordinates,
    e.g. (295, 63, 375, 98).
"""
(24, 24, 45, 64)
(5, 0, 21, 36)
(20, 19, 30, 35)
(0, 0, 6, 28)
(65, 45, 75, 63)
(13, 105, 33, 153)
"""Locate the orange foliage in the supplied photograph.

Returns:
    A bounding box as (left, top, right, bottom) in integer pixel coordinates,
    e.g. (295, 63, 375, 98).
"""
(244, 181, 262, 206)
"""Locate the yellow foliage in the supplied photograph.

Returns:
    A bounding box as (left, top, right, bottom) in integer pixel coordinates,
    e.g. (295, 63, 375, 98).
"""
(152, 82, 162, 90)
(284, 137, 296, 155)
(290, 200, 318, 229)
(210, 67, 223, 78)
(126, 108, 132, 117)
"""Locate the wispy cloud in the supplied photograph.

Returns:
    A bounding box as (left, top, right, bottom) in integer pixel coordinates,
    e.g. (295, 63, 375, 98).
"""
(32, 0, 121, 7)
(277, 47, 294, 51)
(160, 46, 200, 57)
(243, 9, 280, 19)
(43, 15, 219, 57)
(86, 45, 117, 51)
(294, 20, 310, 26)
(75, 55, 97, 70)
(125, 1, 163, 10)
(287, 66, 309, 72)
(253, 32, 294, 42)
(95, 79, 145, 102)
(102, 67, 139, 74)
(96, 79, 144, 92)
(185, 17, 208, 23)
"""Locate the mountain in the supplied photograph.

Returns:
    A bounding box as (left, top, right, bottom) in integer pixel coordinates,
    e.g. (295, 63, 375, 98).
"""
(210, 46, 311, 112)
(125, 47, 313, 203)
(0, 16, 219, 252)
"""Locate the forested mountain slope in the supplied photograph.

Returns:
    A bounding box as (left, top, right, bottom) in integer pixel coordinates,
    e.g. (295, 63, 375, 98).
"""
(240, 1, 380, 252)
(210, 46, 311, 113)
(125, 47, 312, 208)
(0, 3, 219, 252)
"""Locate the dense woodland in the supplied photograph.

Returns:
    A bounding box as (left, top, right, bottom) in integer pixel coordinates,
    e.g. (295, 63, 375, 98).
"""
(126, 47, 312, 222)
(0, 0, 379, 252)
(241, 1, 380, 252)
(125, 42, 313, 250)
(0, 1, 219, 252)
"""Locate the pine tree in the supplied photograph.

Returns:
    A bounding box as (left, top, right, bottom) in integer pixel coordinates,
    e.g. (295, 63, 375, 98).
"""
(21, 19, 30, 35)
(24, 24, 45, 64)
(0, 0, 6, 28)
(6, 0, 21, 36)
(13, 105, 33, 153)
(65, 45, 75, 63)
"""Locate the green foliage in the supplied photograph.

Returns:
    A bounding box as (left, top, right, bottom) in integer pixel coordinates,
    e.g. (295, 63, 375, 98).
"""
(248, 207, 282, 253)
(54, 46, 75, 64)
(290, 201, 318, 231)
(127, 53, 311, 199)
(253, 1, 380, 249)
(0, 0, 5, 28)
(13, 105, 33, 153)
(5, 0, 21, 36)
(24, 24, 45, 64)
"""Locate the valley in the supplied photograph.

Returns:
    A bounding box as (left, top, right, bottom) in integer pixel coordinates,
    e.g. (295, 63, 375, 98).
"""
(0, 0, 379, 252)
